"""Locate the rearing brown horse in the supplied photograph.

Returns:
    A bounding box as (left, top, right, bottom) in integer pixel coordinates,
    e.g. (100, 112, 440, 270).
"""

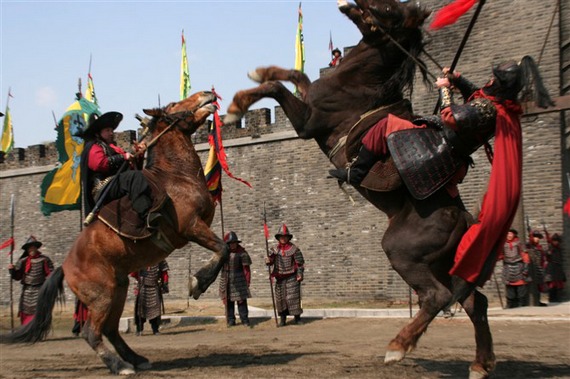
(226, 1, 494, 378)
(2, 91, 228, 375)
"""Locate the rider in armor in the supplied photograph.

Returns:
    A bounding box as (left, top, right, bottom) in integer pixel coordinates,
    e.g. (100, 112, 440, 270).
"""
(329, 56, 554, 302)
(79, 112, 159, 228)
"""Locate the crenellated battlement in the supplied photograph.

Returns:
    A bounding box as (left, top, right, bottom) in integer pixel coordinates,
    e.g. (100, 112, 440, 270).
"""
(0, 106, 293, 170)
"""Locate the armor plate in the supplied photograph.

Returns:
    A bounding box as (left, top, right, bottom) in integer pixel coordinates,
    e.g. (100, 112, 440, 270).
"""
(387, 128, 464, 200)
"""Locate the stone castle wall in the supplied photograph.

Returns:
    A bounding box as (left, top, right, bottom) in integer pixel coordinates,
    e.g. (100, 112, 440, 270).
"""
(1, 0, 568, 306)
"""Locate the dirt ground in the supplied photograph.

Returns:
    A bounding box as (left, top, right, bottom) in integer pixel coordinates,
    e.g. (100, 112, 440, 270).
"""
(0, 302, 569, 379)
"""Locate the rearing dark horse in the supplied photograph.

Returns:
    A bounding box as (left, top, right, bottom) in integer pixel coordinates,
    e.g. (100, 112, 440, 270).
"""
(226, 1, 494, 378)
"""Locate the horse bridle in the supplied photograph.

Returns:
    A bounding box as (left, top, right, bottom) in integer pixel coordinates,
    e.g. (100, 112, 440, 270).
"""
(143, 110, 196, 151)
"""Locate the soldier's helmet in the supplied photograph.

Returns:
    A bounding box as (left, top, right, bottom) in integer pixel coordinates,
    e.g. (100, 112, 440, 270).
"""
(224, 231, 241, 244)
(531, 230, 544, 239)
(275, 224, 293, 240)
(21, 236, 42, 250)
(486, 56, 553, 108)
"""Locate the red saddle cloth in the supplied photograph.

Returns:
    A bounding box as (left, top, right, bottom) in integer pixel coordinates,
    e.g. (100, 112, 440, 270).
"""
(344, 100, 413, 192)
(98, 171, 170, 240)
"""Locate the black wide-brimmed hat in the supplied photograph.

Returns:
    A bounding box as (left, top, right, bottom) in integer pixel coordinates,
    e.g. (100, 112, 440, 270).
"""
(77, 111, 123, 138)
(275, 224, 293, 240)
(224, 231, 241, 244)
(531, 230, 544, 238)
(21, 235, 42, 250)
(331, 48, 341, 56)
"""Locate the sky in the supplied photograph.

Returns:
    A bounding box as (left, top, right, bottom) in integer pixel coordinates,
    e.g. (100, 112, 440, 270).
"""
(0, 0, 364, 148)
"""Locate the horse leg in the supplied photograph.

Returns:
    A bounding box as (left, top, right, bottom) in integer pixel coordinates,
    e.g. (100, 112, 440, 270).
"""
(71, 275, 136, 375)
(248, 66, 312, 99)
(186, 220, 230, 299)
(460, 290, 496, 379)
(225, 81, 312, 137)
(102, 279, 151, 370)
(384, 264, 452, 363)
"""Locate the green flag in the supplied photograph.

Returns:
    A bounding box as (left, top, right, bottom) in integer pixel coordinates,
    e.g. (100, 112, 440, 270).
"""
(40, 96, 100, 216)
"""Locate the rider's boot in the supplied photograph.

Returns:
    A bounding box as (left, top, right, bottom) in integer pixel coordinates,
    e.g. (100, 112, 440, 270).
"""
(329, 146, 378, 186)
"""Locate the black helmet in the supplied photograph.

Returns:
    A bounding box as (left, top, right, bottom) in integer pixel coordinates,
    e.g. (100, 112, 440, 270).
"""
(224, 231, 241, 244)
(485, 56, 554, 108)
(21, 235, 42, 250)
(275, 224, 293, 240)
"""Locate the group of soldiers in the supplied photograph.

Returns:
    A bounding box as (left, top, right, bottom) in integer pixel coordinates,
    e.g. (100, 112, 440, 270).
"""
(8, 226, 307, 332)
(499, 228, 566, 309)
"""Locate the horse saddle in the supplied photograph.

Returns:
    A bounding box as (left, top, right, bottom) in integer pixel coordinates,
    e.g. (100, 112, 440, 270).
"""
(98, 171, 171, 240)
(386, 127, 464, 200)
(344, 99, 413, 192)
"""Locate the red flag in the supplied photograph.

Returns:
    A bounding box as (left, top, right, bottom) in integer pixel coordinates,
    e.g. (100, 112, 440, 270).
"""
(208, 87, 252, 190)
(264, 223, 270, 239)
(0, 237, 14, 253)
(429, 0, 478, 30)
(564, 198, 570, 216)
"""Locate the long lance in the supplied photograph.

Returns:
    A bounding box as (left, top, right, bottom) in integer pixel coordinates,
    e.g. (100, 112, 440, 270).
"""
(492, 271, 504, 309)
(83, 117, 152, 226)
(9, 194, 15, 332)
(433, 0, 487, 114)
(263, 202, 279, 326)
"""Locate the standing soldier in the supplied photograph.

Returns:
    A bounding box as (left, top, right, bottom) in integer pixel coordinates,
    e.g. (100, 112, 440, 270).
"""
(544, 233, 566, 303)
(527, 230, 547, 306)
(498, 229, 530, 308)
(218, 231, 252, 327)
(130, 260, 169, 335)
(265, 224, 305, 326)
(8, 236, 54, 325)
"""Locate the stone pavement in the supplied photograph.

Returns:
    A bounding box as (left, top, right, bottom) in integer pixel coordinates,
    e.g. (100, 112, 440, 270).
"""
(119, 301, 570, 333)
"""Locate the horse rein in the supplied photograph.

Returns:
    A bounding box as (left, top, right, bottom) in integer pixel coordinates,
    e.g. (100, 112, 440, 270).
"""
(141, 110, 195, 153)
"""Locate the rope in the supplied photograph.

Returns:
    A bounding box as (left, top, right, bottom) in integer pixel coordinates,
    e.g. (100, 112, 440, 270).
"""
(536, 0, 559, 67)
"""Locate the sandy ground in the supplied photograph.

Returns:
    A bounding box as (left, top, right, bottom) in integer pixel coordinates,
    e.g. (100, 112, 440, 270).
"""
(0, 300, 569, 379)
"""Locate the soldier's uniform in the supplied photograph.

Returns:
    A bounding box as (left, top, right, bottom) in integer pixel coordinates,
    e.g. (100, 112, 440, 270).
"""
(498, 229, 530, 308)
(266, 224, 305, 326)
(131, 260, 169, 335)
(9, 236, 54, 325)
(544, 234, 566, 303)
(218, 231, 252, 327)
(527, 231, 547, 306)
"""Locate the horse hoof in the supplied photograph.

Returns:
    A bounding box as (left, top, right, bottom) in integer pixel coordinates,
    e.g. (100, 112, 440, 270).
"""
(223, 113, 242, 125)
(384, 349, 405, 364)
(118, 367, 136, 376)
(190, 276, 202, 300)
(248, 69, 262, 83)
(469, 369, 488, 379)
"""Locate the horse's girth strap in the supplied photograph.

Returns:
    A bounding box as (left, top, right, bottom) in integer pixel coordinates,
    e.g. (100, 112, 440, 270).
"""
(328, 136, 347, 161)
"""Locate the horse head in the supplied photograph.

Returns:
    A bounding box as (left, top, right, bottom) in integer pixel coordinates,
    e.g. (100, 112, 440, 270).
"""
(356, 0, 430, 32)
(143, 91, 217, 135)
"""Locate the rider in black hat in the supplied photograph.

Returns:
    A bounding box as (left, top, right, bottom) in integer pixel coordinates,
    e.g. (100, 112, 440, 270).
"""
(79, 111, 158, 228)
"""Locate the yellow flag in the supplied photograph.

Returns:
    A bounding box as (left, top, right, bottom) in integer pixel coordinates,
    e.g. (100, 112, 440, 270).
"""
(0, 104, 14, 154)
(294, 2, 305, 73)
(180, 31, 191, 100)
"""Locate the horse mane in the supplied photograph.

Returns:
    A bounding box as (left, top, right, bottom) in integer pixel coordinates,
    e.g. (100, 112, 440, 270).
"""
(374, 27, 429, 107)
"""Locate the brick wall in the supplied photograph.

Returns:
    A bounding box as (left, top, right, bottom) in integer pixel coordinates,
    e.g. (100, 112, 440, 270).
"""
(0, 0, 568, 305)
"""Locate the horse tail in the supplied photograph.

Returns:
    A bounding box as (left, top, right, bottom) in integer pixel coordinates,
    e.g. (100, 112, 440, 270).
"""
(1, 266, 65, 344)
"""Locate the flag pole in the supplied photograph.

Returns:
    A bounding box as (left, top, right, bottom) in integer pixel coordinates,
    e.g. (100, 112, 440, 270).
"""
(9, 194, 15, 331)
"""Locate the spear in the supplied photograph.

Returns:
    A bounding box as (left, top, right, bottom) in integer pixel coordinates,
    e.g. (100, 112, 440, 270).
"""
(433, 0, 487, 114)
(263, 202, 279, 326)
(9, 194, 15, 331)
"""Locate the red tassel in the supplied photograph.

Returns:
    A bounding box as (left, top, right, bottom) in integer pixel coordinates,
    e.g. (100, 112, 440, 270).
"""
(429, 0, 478, 30)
